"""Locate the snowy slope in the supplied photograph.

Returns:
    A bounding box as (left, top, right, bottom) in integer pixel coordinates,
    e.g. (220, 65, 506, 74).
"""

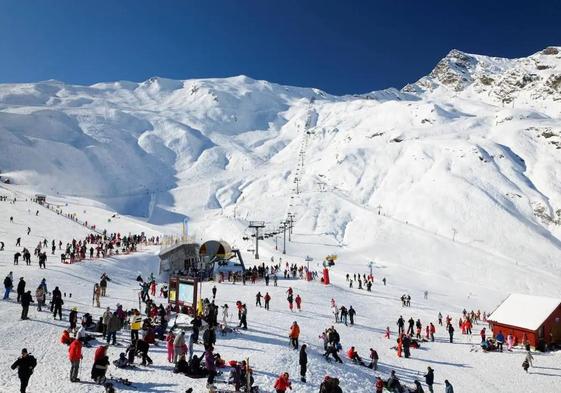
(0, 47, 561, 301)
(1, 194, 560, 393)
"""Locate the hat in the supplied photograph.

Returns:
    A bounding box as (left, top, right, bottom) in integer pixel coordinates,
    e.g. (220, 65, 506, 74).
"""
(72, 307, 78, 311)
(21, 348, 28, 354)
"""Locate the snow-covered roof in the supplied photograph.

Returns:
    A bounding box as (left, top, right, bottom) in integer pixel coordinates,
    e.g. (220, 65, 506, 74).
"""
(488, 294, 561, 331)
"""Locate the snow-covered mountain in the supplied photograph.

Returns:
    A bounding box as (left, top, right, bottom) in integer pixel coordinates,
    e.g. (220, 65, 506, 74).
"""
(1, 47, 561, 298)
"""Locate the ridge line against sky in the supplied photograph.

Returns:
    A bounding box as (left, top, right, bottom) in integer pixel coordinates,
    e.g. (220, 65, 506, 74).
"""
(0, 0, 560, 95)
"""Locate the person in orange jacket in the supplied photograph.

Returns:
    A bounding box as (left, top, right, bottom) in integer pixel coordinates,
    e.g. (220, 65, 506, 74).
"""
(274, 372, 292, 393)
(289, 321, 300, 350)
(397, 334, 403, 358)
(68, 339, 83, 382)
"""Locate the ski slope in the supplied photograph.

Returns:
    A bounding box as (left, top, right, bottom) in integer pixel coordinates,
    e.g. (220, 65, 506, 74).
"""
(0, 188, 560, 393)
(1, 47, 561, 392)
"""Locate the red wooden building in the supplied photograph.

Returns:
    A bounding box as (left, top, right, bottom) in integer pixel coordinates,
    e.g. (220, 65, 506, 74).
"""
(488, 294, 561, 350)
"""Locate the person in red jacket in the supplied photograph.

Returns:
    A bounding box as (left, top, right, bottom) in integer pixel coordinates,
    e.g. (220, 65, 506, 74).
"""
(346, 346, 366, 366)
(375, 376, 384, 393)
(68, 339, 83, 382)
(295, 295, 302, 311)
(274, 372, 292, 393)
(94, 345, 107, 363)
(60, 329, 73, 346)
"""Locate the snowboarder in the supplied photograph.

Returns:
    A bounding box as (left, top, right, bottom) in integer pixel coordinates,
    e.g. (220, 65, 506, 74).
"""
(11, 348, 37, 393)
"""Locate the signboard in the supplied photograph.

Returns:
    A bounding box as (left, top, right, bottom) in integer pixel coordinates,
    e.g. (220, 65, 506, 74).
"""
(178, 282, 194, 304)
(168, 276, 198, 315)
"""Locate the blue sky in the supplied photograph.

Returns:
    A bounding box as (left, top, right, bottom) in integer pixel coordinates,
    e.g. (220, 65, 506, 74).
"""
(0, 0, 559, 94)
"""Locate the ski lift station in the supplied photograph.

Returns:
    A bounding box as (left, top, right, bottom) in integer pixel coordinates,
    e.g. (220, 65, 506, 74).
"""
(159, 238, 246, 281)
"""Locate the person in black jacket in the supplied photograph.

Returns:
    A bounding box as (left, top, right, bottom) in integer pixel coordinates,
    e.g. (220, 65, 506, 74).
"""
(3, 274, 13, 300)
(17, 277, 25, 303)
(11, 348, 37, 393)
(424, 366, 434, 393)
(21, 291, 32, 320)
(299, 344, 308, 382)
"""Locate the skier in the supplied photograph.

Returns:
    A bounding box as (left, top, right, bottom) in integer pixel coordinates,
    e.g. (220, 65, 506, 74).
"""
(480, 327, 486, 343)
(212, 285, 217, 300)
(256, 291, 262, 307)
(14, 251, 21, 265)
(289, 321, 300, 350)
(11, 348, 37, 393)
(68, 339, 83, 382)
(348, 306, 356, 325)
(299, 344, 307, 382)
(444, 380, 454, 393)
(16, 237, 21, 247)
(287, 293, 294, 311)
(448, 324, 455, 343)
(438, 312, 443, 326)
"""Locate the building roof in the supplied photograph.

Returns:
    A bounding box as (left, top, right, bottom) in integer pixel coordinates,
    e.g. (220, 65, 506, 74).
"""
(488, 294, 561, 331)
